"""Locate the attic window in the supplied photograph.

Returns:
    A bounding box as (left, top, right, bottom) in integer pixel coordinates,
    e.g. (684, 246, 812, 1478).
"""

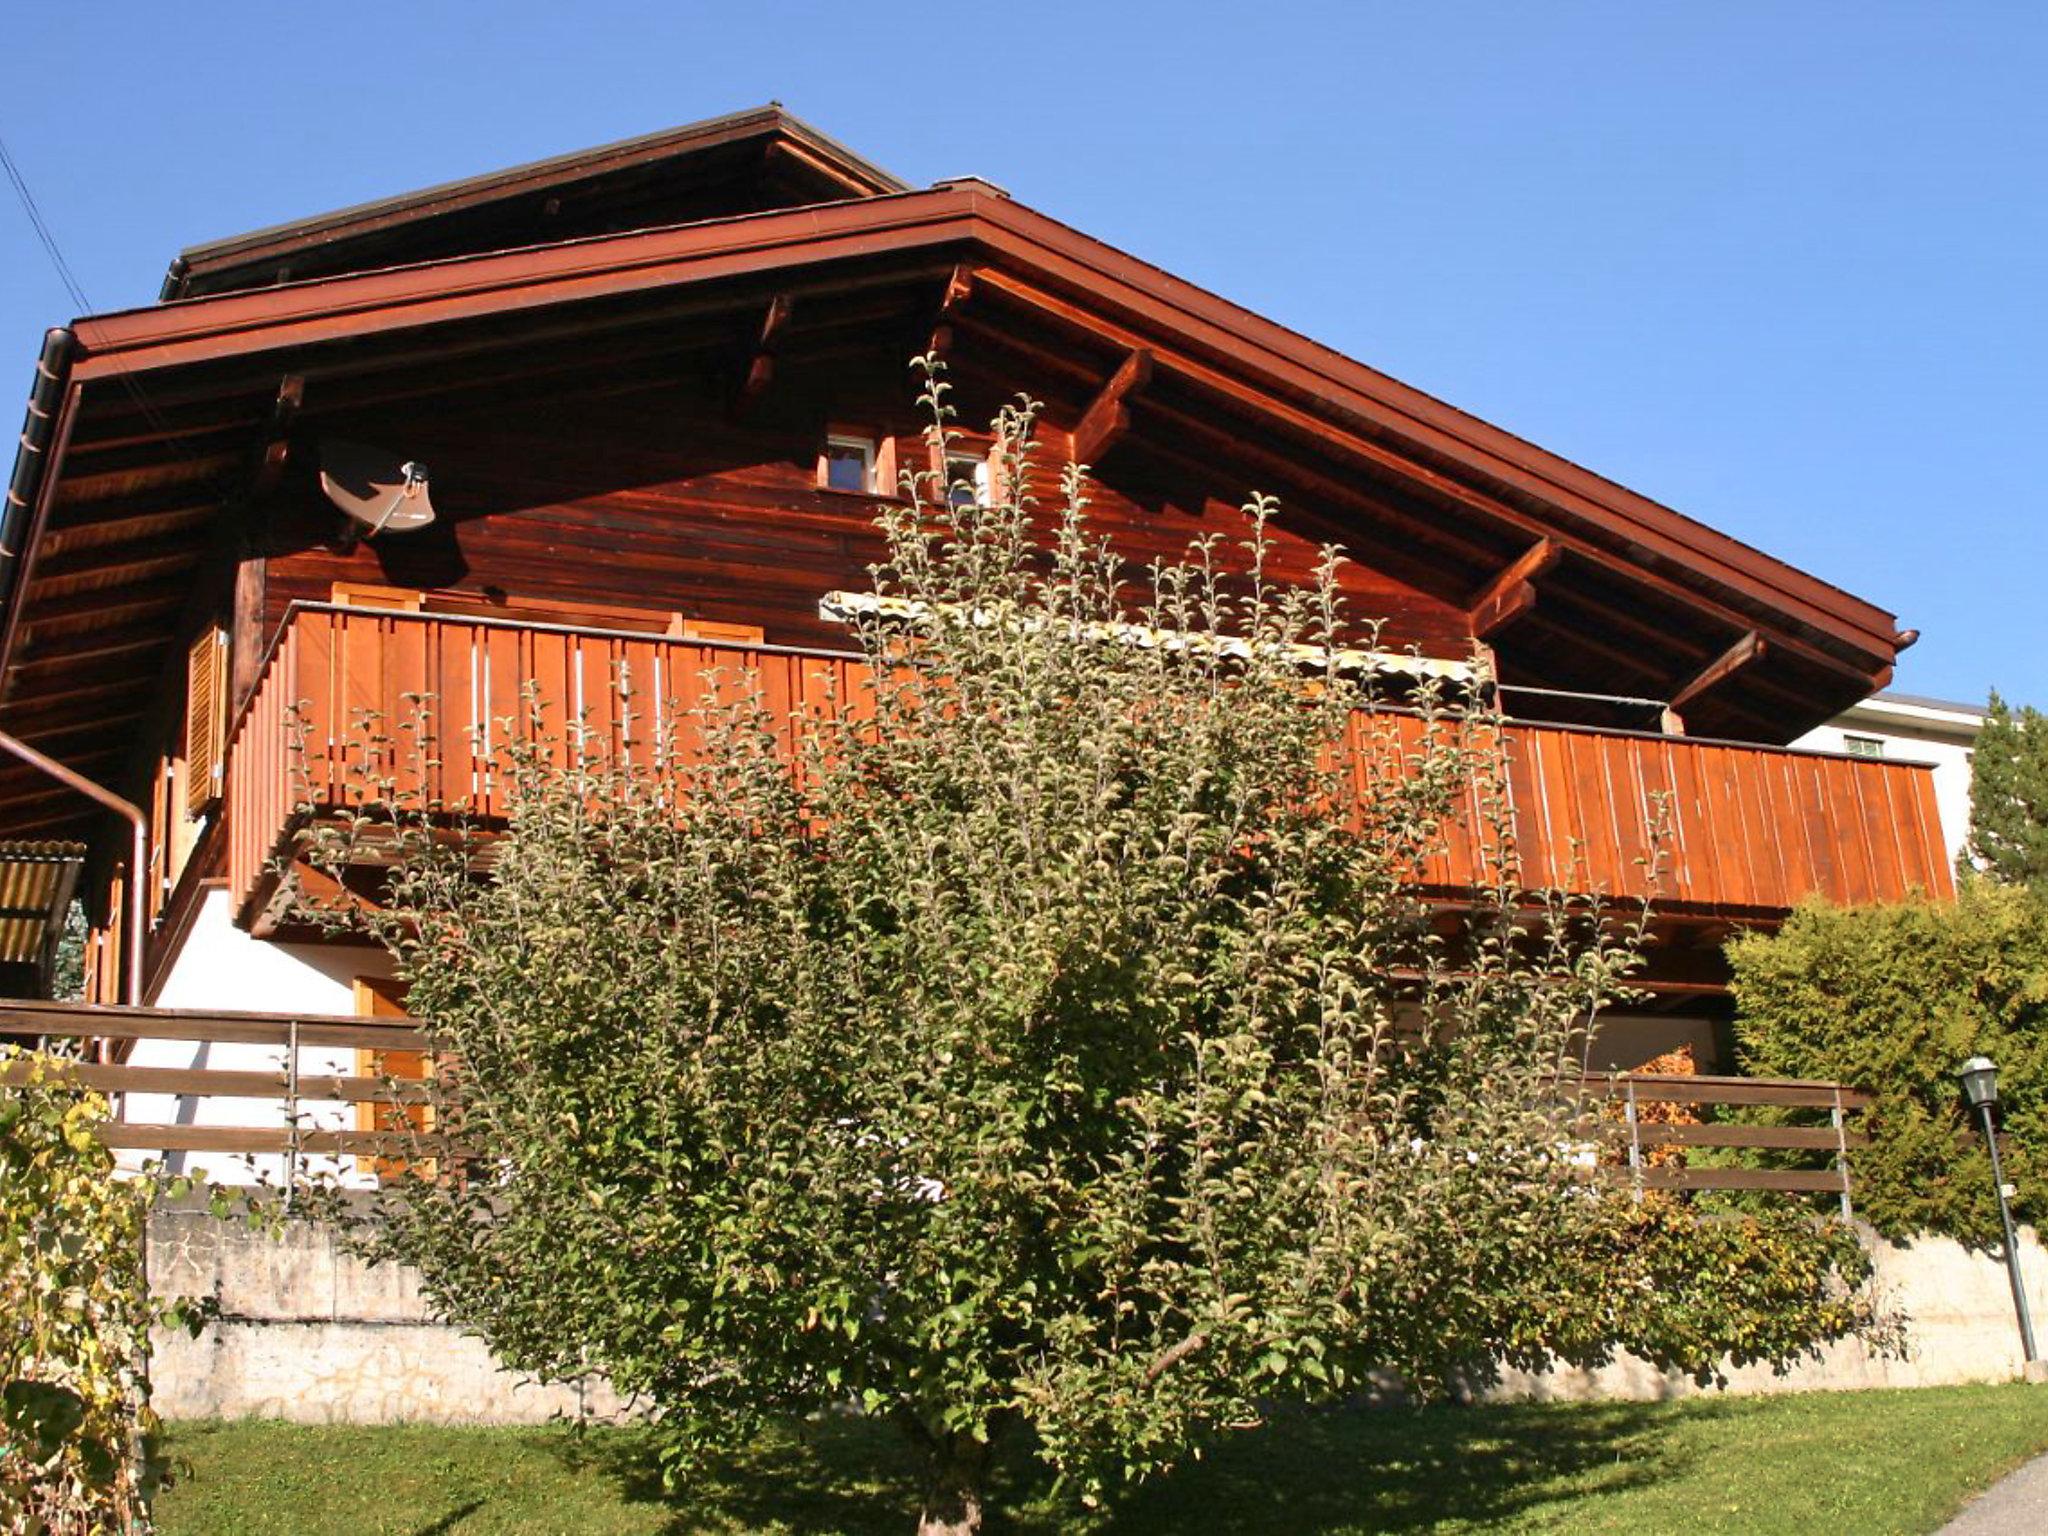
(821, 434, 876, 494)
(1843, 734, 1886, 760)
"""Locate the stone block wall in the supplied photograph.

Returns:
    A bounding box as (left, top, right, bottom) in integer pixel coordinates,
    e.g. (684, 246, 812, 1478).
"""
(147, 1206, 623, 1424)
(147, 1207, 2048, 1424)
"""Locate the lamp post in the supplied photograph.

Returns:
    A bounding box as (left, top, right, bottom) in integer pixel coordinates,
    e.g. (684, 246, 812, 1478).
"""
(1958, 1055, 2040, 1370)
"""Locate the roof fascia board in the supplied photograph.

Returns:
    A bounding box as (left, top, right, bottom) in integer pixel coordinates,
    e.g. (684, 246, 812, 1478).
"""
(173, 106, 908, 280)
(66, 188, 1898, 665)
(1840, 697, 1985, 732)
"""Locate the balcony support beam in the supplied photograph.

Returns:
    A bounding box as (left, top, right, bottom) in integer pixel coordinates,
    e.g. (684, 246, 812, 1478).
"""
(1665, 630, 1767, 733)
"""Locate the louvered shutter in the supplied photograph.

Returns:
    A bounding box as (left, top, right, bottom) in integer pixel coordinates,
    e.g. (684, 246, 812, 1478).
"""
(183, 627, 228, 816)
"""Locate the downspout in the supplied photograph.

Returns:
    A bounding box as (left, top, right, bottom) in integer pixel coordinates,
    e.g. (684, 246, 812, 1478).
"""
(0, 328, 76, 633)
(0, 730, 146, 1021)
(1, 329, 145, 1027)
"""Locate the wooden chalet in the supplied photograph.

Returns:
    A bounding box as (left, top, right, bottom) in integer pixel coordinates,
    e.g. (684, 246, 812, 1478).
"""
(0, 106, 1948, 1172)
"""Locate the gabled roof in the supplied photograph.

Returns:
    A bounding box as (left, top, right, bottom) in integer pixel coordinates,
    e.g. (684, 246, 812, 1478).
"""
(163, 105, 909, 301)
(0, 111, 1919, 843)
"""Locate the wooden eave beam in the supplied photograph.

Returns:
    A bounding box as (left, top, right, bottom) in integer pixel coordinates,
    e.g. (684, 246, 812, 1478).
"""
(1071, 348, 1154, 467)
(1668, 630, 1767, 722)
(1466, 538, 1558, 638)
(729, 291, 796, 420)
(922, 263, 975, 360)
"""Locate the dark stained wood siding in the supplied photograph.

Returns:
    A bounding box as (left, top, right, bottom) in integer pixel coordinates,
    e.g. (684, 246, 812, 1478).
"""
(254, 375, 1476, 660)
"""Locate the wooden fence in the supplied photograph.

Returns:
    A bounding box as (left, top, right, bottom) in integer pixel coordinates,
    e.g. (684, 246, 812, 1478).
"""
(2, 1003, 1869, 1209)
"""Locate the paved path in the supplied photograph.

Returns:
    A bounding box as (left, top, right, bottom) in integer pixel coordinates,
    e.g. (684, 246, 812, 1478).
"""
(1943, 1450, 2048, 1533)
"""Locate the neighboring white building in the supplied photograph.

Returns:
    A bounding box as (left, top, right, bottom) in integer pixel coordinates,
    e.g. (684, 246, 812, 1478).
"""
(1794, 691, 1987, 861)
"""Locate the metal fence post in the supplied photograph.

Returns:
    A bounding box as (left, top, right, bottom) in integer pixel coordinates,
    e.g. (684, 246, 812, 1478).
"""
(284, 1017, 301, 1208)
(1624, 1078, 1644, 1204)
(1831, 1087, 1854, 1224)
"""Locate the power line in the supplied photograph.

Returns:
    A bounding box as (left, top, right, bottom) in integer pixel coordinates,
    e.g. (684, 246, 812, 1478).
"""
(0, 132, 93, 317)
(0, 132, 194, 459)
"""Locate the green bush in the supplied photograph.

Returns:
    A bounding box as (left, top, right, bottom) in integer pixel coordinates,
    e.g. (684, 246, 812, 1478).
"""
(1963, 692, 2048, 893)
(1726, 881, 2048, 1245)
(1, 1048, 211, 1534)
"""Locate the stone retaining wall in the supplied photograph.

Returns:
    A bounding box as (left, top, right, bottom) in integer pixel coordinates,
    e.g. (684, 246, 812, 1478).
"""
(147, 1208, 2048, 1423)
(147, 1206, 624, 1424)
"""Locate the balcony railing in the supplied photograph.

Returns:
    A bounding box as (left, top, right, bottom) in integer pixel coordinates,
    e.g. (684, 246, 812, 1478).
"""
(224, 603, 1954, 930)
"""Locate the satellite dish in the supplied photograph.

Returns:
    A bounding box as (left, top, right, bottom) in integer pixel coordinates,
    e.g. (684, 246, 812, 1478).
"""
(318, 438, 436, 537)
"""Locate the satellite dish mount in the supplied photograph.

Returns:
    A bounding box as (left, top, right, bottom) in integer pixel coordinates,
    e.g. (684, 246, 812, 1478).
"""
(318, 439, 438, 542)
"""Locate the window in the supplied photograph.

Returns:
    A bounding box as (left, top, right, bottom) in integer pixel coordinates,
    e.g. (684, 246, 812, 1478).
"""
(944, 453, 990, 510)
(182, 627, 228, 816)
(1843, 734, 1886, 760)
(821, 434, 876, 494)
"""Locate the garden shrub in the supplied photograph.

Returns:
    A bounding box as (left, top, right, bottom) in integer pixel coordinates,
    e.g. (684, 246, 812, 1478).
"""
(1726, 880, 2048, 1246)
(1, 1048, 208, 1535)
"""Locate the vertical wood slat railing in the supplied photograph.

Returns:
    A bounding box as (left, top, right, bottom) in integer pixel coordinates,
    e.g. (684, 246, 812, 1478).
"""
(1359, 710, 1955, 913)
(224, 604, 1955, 925)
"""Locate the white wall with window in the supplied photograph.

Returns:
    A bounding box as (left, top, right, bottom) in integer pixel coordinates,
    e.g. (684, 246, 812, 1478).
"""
(1793, 691, 1985, 860)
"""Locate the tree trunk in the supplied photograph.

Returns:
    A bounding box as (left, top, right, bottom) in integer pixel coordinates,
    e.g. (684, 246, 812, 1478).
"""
(916, 1433, 988, 1536)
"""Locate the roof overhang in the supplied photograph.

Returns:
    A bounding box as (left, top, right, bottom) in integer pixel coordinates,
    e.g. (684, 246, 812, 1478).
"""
(63, 183, 1907, 676)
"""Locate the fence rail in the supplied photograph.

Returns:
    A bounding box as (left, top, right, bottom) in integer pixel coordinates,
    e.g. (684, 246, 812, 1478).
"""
(4, 1004, 1868, 1203)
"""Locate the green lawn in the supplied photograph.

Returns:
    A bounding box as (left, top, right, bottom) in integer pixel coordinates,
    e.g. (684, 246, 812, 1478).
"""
(158, 1385, 2048, 1535)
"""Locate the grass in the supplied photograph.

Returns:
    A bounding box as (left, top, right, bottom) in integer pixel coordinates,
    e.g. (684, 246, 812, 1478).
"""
(157, 1384, 2048, 1535)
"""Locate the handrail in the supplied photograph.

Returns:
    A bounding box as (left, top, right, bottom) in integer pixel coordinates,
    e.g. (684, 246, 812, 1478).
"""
(234, 600, 1934, 768)
(0, 1003, 1869, 1200)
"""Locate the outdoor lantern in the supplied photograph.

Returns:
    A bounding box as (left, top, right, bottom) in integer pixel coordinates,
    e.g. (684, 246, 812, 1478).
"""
(1960, 1055, 2000, 1113)
(1957, 1054, 2041, 1374)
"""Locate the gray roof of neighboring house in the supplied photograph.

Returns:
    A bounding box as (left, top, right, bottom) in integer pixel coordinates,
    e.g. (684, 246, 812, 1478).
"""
(1871, 689, 1987, 718)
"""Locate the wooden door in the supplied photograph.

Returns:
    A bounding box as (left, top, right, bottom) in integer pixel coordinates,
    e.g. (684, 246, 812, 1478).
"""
(353, 976, 429, 1181)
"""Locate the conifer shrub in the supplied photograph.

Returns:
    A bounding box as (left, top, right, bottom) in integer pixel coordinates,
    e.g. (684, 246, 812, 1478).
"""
(1727, 881, 2048, 1246)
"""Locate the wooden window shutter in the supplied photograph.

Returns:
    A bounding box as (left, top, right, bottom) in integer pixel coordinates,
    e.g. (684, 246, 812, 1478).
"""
(183, 627, 229, 817)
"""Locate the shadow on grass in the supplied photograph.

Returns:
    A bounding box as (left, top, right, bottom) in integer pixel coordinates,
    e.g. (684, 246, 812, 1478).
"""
(408, 1498, 485, 1536)
(556, 1396, 1720, 1535)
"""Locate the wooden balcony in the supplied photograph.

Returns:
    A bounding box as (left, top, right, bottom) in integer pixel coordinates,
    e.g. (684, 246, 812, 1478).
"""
(225, 604, 1954, 933)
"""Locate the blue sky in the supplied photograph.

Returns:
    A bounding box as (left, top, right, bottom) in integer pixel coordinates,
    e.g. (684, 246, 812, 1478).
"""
(2, 2, 2040, 707)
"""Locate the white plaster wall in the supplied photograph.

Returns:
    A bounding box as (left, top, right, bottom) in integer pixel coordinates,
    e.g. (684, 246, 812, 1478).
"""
(121, 887, 392, 1187)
